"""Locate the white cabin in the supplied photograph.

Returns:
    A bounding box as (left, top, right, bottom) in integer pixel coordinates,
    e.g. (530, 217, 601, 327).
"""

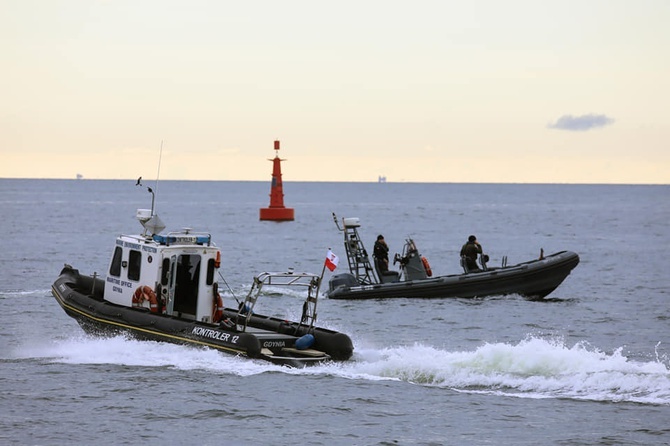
(103, 210, 222, 323)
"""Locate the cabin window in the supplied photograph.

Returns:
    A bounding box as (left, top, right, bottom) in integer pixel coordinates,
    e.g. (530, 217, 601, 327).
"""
(206, 258, 215, 285)
(161, 258, 170, 286)
(128, 250, 142, 281)
(109, 246, 123, 277)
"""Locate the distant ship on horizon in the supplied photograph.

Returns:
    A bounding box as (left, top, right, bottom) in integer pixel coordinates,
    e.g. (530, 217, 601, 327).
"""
(76, 173, 83, 180)
(378, 175, 387, 183)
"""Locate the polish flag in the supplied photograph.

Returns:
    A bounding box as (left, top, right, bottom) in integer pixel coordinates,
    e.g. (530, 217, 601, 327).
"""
(325, 250, 339, 272)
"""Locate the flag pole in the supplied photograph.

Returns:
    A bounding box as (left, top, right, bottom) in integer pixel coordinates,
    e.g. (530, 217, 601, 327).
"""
(309, 248, 333, 330)
(318, 248, 330, 283)
(316, 248, 331, 298)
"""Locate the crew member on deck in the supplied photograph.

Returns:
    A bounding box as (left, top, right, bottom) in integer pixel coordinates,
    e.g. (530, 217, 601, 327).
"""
(460, 235, 482, 271)
(373, 235, 390, 272)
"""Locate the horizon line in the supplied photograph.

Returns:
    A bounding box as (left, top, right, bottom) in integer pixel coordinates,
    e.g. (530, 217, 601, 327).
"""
(1, 177, 667, 187)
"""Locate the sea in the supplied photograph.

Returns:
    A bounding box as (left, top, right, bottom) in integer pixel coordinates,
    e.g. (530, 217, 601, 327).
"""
(1, 179, 668, 446)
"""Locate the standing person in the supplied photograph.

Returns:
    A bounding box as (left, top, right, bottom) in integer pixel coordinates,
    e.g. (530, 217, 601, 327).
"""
(373, 234, 390, 272)
(460, 235, 482, 272)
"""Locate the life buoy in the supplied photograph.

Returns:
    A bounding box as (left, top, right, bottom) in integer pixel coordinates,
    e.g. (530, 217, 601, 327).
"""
(132, 285, 159, 313)
(212, 292, 224, 323)
(421, 256, 432, 277)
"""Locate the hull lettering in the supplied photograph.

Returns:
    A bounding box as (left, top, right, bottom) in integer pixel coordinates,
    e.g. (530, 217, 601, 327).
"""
(191, 326, 239, 344)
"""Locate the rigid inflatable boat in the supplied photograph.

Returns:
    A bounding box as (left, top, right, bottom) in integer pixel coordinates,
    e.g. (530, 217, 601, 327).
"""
(326, 214, 579, 300)
(51, 187, 353, 367)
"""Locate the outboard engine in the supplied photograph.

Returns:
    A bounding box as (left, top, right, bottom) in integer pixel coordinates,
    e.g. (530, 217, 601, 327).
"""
(329, 273, 359, 292)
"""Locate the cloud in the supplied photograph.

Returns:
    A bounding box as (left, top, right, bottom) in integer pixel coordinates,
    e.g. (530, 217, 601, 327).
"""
(548, 114, 615, 131)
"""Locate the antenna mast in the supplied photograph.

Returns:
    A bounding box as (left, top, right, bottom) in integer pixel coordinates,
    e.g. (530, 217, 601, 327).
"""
(153, 140, 163, 215)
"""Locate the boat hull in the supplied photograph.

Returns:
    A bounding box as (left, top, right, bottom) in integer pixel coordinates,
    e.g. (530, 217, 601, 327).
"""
(53, 266, 353, 366)
(327, 251, 579, 300)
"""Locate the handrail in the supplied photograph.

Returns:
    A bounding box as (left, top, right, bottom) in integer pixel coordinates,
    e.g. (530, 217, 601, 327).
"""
(235, 270, 322, 332)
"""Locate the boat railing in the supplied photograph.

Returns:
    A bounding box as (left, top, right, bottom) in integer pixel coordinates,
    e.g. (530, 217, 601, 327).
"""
(235, 270, 322, 333)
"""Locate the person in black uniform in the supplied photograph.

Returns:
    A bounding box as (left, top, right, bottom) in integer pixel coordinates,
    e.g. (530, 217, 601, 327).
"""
(460, 235, 482, 271)
(373, 234, 390, 272)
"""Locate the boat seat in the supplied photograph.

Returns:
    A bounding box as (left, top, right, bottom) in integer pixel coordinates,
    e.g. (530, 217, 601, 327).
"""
(461, 255, 481, 274)
(374, 258, 400, 283)
(479, 254, 489, 271)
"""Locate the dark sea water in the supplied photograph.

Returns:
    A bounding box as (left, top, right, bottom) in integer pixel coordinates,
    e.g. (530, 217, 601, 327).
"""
(1, 179, 669, 446)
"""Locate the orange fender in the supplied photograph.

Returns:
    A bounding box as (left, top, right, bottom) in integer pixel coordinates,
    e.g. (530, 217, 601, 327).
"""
(212, 292, 224, 323)
(421, 256, 432, 277)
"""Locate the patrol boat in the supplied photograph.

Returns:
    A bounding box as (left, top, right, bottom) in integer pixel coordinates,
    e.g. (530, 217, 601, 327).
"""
(326, 214, 579, 300)
(51, 190, 353, 367)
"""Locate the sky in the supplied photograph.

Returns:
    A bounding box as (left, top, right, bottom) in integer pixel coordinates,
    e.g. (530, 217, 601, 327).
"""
(1, 0, 668, 184)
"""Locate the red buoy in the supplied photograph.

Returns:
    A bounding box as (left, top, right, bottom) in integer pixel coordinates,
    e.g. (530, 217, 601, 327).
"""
(259, 140, 295, 221)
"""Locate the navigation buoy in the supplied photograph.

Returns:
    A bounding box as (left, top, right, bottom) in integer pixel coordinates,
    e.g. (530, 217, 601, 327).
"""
(260, 140, 295, 221)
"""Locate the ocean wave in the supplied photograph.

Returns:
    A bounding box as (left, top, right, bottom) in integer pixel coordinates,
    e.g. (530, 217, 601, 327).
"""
(15, 334, 670, 405)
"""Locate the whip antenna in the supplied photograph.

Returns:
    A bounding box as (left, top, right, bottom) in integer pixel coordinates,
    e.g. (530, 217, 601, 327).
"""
(153, 140, 163, 214)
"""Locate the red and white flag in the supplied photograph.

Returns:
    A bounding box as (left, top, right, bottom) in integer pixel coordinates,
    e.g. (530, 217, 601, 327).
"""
(325, 250, 339, 272)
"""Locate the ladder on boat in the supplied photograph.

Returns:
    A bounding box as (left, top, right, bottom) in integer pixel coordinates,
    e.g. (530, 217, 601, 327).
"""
(333, 213, 377, 285)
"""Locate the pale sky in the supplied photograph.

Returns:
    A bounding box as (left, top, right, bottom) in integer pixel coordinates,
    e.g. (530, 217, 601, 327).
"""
(1, 0, 668, 183)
